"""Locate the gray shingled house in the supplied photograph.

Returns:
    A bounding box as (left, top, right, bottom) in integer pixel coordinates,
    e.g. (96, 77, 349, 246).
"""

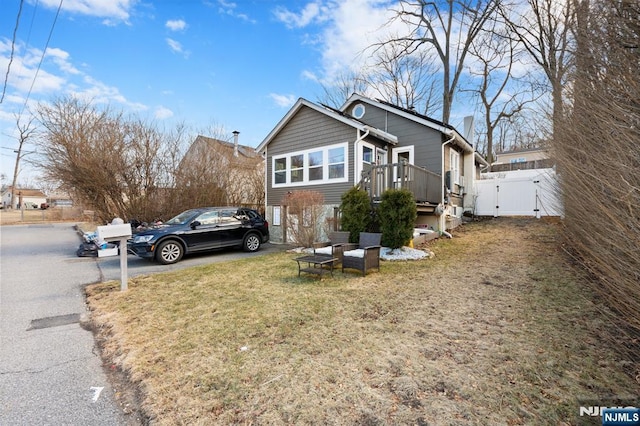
(256, 94, 488, 244)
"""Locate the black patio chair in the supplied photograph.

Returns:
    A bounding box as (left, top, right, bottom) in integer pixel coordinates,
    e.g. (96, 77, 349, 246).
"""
(341, 232, 382, 276)
(313, 231, 352, 265)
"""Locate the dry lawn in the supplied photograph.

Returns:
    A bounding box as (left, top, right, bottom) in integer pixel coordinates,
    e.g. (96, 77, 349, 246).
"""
(86, 218, 639, 425)
(0, 207, 88, 225)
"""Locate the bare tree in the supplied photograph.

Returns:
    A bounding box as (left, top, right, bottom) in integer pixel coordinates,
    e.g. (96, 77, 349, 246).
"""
(379, 0, 500, 124)
(501, 0, 575, 136)
(9, 114, 37, 209)
(175, 133, 264, 213)
(558, 0, 640, 352)
(35, 96, 177, 222)
(367, 40, 442, 116)
(464, 20, 543, 166)
(283, 190, 325, 247)
(318, 70, 370, 108)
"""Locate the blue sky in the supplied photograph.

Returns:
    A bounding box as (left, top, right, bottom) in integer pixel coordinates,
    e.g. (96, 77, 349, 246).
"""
(1, 0, 488, 184)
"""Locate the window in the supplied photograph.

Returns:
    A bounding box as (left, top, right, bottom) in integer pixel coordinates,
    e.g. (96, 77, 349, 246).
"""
(272, 143, 348, 187)
(308, 151, 323, 181)
(274, 158, 286, 184)
(328, 146, 345, 179)
(197, 210, 219, 225)
(273, 206, 281, 226)
(449, 149, 460, 186)
(352, 103, 365, 119)
(291, 154, 304, 183)
(363, 146, 373, 164)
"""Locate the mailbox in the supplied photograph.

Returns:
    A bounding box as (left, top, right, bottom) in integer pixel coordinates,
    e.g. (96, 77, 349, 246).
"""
(96, 222, 132, 291)
(97, 223, 132, 242)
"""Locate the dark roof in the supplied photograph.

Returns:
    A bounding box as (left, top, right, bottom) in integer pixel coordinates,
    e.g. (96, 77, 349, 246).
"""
(374, 98, 455, 131)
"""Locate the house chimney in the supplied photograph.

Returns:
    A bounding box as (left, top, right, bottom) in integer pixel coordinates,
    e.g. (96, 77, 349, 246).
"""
(232, 130, 240, 157)
(463, 116, 474, 143)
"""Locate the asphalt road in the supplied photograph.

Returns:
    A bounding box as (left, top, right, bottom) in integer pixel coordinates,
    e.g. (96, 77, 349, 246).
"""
(0, 223, 285, 425)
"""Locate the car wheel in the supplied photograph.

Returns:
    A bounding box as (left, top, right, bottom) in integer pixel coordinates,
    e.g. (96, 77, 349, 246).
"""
(156, 240, 183, 264)
(243, 233, 261, 252)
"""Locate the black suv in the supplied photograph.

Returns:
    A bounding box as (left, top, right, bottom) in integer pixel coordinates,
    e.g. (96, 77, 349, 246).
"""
(128, 207, 269, 264)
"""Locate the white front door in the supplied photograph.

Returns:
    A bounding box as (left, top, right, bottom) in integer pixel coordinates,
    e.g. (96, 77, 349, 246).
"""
(392, 146, 415, 185)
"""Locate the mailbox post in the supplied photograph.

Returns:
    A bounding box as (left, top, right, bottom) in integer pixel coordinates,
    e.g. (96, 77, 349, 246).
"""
(97, 223, 132, 291)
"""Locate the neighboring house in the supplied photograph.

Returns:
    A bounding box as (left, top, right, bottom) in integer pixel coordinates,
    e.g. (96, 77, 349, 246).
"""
(179, 133, 265, 208)
(491, 147, 552, 172)
(1, 186, 47, 209)
(256, 94, 489, 243)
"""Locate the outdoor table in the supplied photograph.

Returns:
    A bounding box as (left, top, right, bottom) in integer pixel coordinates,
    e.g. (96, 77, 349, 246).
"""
(294, 254, 338, 278)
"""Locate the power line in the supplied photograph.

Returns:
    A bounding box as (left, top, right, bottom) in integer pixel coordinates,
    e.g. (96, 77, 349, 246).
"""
(1, 0, 25, 104)
(19, 0, 64, 116)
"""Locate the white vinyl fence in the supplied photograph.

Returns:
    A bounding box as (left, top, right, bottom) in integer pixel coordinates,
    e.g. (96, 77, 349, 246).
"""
(474, 168, 563, 217)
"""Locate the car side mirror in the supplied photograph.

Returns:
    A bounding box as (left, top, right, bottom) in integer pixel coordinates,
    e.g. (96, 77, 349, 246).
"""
(190, 220, 201, 229)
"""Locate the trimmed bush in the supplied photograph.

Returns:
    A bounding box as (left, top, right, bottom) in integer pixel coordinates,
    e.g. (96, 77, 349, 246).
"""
(378, 189, 417, 249)
(340, 187, 372, 243)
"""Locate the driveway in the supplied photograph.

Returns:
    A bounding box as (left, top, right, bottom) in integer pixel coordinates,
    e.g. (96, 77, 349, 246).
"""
(0, 223, 284, 425)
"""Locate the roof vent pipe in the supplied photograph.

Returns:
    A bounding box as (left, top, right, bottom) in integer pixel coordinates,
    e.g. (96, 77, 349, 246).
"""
(232, 130, 240, 157)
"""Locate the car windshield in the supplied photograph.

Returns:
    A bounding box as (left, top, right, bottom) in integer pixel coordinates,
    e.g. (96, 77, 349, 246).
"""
(165, 210, 201, 225)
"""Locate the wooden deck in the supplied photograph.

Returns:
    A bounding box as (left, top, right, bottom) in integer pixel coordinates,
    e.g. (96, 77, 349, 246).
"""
(359, 161, 442, 206)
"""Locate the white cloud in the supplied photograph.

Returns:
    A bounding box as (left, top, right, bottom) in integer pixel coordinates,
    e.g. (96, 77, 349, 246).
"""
(166, 38, 190, 58)
(154, 106, 174, 120)
(166, 38, 183, 54)
(273, 2, 328, 29)
(45, 48, 81, 75)
(269, 93, 296, 108)
(316, 0, 398, 82)
(215, 0, 256, 23)
(74, 76, 147, 111)
(39, 0, 136, 23)
(301, 70, 318, 82)
(166, 19, 187, 31)
(0, 46, 67, 95)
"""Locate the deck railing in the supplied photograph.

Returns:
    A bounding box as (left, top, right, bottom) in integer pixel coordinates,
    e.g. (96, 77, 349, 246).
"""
(358, 161, 442, 204)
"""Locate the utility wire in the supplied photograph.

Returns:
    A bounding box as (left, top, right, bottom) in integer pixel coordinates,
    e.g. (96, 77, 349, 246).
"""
(19, 0, 64, 117)
(1, 0, 25, 104)
(16, 0, 42, 83)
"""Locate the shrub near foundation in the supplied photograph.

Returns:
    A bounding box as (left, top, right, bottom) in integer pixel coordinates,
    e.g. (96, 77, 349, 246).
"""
(378, 189, 417, 249)
(339, 187, 372, 243)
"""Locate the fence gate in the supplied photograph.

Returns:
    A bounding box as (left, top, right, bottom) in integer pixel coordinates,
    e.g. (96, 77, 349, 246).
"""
(474, 169, 563, 217)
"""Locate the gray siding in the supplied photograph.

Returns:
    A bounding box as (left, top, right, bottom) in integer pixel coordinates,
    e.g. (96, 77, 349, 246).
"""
(266, 105, 357, 206)
(346, 102, 444, 175)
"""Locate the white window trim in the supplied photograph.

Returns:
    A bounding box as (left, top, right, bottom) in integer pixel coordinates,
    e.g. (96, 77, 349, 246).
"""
(272, 142, 349, 188)
(273, 206, 281, 226)
(450, 149, 461, 186)
(392, 146, 414, 183)
(352, 103, 365, 119)
(355, 140, 376, 183)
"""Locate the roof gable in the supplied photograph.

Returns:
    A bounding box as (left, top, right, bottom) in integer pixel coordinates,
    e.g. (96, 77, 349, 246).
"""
(341, 94, 454, 134)
(189, 135, 261, 159)
(1, 187, 47, 197)
(256, 98, 397, 152)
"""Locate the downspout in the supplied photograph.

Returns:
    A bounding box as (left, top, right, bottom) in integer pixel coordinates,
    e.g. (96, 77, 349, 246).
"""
(439, 131, 456, 234)
(355, 127, 370, 185)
